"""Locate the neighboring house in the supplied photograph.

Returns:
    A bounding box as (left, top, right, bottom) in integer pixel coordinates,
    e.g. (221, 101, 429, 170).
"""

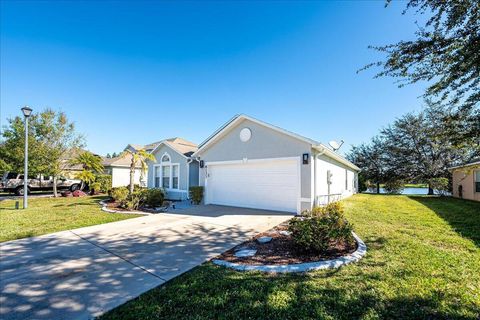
(60, 147, 100, 179)
(193, 114, 360, 214)
(449, 159, 480, 202)
(103, 156, 146, 188)
(147, 137, 199, 200)
(103, 141, 162, 188)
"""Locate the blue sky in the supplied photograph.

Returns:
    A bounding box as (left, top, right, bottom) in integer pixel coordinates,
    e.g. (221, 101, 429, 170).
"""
(1, 1, 427, 156)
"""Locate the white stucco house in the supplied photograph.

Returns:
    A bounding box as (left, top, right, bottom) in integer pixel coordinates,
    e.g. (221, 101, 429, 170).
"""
(193, 115, 360, 214)
(103, 156, 145, 188)
(146, 138, 199, 200)
(103, 141, 161, 188)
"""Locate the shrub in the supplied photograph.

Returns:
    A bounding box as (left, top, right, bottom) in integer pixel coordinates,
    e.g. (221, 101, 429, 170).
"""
(144, 188, 165, 207)
(95, 174, 112, 193)
(288, 202, 354, 253)
(90, 182, 101, 195)
(189, 186, 204, 205)
(125, 189, 147, 210)
(383, 180, 405, 194)
(109, 186, 129, 206)
(429, 177, 450, 196)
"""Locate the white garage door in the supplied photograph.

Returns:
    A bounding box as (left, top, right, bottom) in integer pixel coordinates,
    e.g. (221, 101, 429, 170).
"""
(206, 158, 299, 213)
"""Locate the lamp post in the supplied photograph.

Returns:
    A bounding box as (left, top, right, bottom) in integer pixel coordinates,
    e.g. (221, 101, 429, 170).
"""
(21, 106, 32, 209)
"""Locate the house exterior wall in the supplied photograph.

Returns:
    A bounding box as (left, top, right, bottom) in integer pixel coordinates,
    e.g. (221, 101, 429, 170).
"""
(111, 167, 144, 187)
(189, 161, 200, 188)
(147, 144, 189, 200)
(314, 153, 357, 205)
(452, 165, 480, 202)
(197, 118, 313, 211)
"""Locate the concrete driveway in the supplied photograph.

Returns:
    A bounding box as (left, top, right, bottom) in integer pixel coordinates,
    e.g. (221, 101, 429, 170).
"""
(0, 205, 291, 320)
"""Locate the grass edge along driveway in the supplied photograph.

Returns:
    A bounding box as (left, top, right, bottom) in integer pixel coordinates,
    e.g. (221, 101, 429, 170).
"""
(100, 195, 480, 320)
(0, 196, 139, 242)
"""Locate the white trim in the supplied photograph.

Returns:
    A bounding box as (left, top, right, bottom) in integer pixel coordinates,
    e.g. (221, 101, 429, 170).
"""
(153, 160, 181, 191)
(192, 114, 359, 172)
(194, 114, 318, 156)
(313, 145, 360, 172)
(297, 158, 302, 214)
(205, 156, 300, 167)
(204, 156, 302, 214)
(300, 198, 311, 202)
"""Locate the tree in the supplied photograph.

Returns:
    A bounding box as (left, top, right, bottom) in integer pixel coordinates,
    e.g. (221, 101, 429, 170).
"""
(121, 149, 155, 195)
(36, 109, 84, 197)
(70, 151, 104, 190)
(106, 153, 112, 158)
(364, 0, 480, 138)
(348, 102, 477, 194)
(0, 110, 83, 196)
(1, 115, 50, 176)
(347, 137, 390, 193)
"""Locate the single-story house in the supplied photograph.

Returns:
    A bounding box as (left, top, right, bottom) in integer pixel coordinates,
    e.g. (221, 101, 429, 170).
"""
(193, 114, 360, 214)
(103, 156, 146, 188)
(147, 137, 199, 200)
(449, 159, 480, 202)
(103, 141, 162, 188)
(60, 147, 101, 179)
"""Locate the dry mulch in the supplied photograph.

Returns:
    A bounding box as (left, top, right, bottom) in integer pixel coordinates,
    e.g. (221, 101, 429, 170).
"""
(217, 222, 357, 265)
(105, 200, 136, 212)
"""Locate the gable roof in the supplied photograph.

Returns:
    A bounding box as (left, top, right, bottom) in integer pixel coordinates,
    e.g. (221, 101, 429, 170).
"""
(448, 159, 480, 170)
(194, 114, 359, 171)
(102, 154, 140, 168)
(150, 137, 198, 158)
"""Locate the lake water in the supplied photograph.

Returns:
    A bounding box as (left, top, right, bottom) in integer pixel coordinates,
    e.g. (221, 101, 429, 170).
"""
(365, 187, 434, 195)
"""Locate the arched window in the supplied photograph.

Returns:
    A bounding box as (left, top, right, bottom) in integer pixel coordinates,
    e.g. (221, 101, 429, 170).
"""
(161, 154, 170, 163)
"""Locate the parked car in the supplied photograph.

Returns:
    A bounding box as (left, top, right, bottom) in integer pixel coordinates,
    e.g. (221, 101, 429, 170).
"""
(0, 172, 82, 195)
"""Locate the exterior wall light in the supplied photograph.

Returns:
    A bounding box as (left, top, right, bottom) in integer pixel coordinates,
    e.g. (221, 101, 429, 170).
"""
(302, 153, 309, 165)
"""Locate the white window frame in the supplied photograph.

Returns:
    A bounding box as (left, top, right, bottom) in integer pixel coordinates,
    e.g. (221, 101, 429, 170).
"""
(154, 152, 181, 191)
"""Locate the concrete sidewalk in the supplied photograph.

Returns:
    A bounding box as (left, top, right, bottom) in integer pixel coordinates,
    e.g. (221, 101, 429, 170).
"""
(0, 205, 291, 320)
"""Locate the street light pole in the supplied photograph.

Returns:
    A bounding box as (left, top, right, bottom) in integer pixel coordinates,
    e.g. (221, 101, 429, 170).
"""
(21, 106, 32, 209)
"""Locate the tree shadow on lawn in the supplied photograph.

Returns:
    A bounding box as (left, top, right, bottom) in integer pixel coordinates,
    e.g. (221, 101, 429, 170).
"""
(408, 196, 480, 248)
(100, 263, 479, 320)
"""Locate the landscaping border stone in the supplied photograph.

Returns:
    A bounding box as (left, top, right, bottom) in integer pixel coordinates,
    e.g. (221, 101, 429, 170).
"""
(212, 232, 367, 273)
(98, 199, 151, 215)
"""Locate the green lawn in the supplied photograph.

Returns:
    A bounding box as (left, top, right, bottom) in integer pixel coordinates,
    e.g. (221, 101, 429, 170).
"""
(101, 195, 480, 320)
(0, 196, 139, 242)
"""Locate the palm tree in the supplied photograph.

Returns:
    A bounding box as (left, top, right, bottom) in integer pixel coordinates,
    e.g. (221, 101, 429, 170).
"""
(70, 151, 104, 190)
(122, 149, 155, 195)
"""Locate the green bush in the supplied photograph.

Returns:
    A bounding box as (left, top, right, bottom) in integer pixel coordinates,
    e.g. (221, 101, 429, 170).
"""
(125, 189, 146, 210)
(95, 174, 112, 193)
(383, 180, 405, 194)
(144, 188, 165, 207)
(109, 187, 129, 206)
(288, 202, 354, 253)
(90, 182, 101, 194)
(429, 177, 450, 196)
(189, 186, 204, 205)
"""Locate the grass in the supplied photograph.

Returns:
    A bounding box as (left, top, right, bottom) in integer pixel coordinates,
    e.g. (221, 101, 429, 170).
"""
(0, 195, 139, 242)
(100, 195, 480, 320)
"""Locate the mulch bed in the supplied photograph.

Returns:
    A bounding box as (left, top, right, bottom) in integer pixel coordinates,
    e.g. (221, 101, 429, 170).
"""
(217, 222, 357, 265)
(105, 199, 136, 212)
(104, 199, 168, 213)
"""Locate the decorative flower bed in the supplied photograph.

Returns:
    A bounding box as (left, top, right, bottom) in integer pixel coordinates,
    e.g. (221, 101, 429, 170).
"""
(213, 202, 367, 273)
(217, 222, 357, 265)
